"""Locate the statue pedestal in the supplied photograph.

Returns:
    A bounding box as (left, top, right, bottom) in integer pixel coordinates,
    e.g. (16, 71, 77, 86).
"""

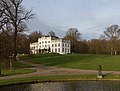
(97, 75, 103, 78)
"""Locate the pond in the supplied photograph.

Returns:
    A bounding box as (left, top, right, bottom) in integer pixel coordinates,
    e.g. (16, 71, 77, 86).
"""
(0, 81, 120, 91)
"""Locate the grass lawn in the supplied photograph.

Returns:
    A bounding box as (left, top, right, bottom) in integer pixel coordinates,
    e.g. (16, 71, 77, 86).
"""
(0, 60, 36, 76)
(0, 74, 95, 85)
(1, 74, 120, 86)
(20, 54, 120, 71)
(1, 68, 36, 76)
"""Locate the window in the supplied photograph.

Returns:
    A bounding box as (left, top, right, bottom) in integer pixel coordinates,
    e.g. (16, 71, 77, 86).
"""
(45, 41, 47, 43)
(42, 41, 44, 43)
(39, 42, 41, 44)
(62, 48, 64, 52)
(42, 45, 44, 47)
(58, 48, 60, 52)
(65, 48, 67, 53)
(48, 41, 50, 43)
(55, 48, 57, 53)
(65, 44, 67, 47)
(62, 43, 64, 47)
(68, 44, 69, 47)
(55, 44, 57, 47)
(58, 43, 60, 47)
(52, 49, 54, 52)
(52, 44, 54, 47)
(45, 45, 47, 47)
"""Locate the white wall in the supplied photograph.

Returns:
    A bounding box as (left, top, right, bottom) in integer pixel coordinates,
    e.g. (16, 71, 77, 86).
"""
(30, 36, 71, 54)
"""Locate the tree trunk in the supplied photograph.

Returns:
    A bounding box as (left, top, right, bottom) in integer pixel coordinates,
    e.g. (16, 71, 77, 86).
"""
(111, 47, 113, 55)
(9, 59, 13, 72)
(14, 33, 17, 61)
(13, 26, 17, 61)
(114, 50, 117, 55)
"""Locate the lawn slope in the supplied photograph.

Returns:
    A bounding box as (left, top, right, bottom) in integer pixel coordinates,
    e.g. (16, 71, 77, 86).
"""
(21, 54, 120, 71)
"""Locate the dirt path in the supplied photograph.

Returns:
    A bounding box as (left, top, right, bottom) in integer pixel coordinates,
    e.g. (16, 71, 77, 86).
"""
(0, 60, 120, 80)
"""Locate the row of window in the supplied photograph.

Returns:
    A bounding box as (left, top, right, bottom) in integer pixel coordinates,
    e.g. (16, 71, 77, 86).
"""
(52, 48, 61, 53)
(39, 45, 50, 48)
(35, 43, 70, 48)
(39, 41, 50, 44)
(62, 48, 70, 53)
(51, 48, 70, 53)
(39, 42, 70, 47)
(52, 43, 60, 47)
(39, 44, 70, 48)
(63, 43, 70, 47)
(52, 43, 70, 47)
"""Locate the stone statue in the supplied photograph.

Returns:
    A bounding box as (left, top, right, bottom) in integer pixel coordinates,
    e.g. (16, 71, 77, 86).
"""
(97, 65, 102, 78)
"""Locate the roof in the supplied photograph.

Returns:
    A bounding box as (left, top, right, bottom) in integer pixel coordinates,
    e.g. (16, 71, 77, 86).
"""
(43, 35, 59, 39)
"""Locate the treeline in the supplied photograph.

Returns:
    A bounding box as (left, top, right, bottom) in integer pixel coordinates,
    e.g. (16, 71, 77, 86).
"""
(0, 30, 58, 59)
(1, 1, 120, 64)
(1, 24, 120, 62)
(0, 0, 34, 61)
(0, 0, 120, 61)
(65, 25, 120, 55)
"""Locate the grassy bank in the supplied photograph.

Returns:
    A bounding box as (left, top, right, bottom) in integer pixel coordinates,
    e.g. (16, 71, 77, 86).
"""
(1, 74, 120, 86)
(20, 54, 120, 71)
(1, 68, 36, 76)
(0, 59, 36, 76)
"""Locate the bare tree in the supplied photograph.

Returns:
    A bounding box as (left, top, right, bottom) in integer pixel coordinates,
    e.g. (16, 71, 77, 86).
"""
(64, 28, 81, 53)
(17, 33, 30, 54)
(29, 31, 43, 43)
(47, 31, 56, 36)
(104, 24, 120, 55)
(0, 0, 34, 60)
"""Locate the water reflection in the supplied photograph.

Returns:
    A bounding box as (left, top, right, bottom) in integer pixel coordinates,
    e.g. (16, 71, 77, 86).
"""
(0, 81, 120, 91)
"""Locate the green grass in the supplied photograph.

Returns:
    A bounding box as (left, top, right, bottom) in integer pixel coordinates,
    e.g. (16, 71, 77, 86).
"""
(0, 59, 36, 76)
(0, 75, 96, 86)
(21, 54, 120, 71)
(0, 54, 119, 86)
(0, 61, 32, 69)
(0, 75, 95, 85)
(1, 68, 36, 76)
(1, 74, 120, 86)
(13, 61, 33, 69)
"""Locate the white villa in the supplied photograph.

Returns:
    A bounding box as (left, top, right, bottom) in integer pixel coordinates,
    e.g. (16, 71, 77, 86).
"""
(30, 36, 71, 54)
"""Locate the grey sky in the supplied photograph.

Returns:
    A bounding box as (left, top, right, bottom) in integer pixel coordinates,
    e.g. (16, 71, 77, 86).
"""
(23, 0, 120, 39)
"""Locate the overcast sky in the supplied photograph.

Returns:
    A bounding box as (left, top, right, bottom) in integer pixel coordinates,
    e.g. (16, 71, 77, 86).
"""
(23, 0, 120, 39)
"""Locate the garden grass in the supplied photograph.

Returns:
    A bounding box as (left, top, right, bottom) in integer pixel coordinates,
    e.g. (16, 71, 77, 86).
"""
(0, 59, 36, 76)
(1, 74, 120, 86)
(21, 54, 120, 71)
(1, 68, 36, 76)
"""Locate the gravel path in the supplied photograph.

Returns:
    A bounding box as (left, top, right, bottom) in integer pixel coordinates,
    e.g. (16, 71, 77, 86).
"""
(0, 60, 120, 80)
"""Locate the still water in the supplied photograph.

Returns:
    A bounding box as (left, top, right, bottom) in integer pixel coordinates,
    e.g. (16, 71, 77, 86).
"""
(0, 81, 120, 91)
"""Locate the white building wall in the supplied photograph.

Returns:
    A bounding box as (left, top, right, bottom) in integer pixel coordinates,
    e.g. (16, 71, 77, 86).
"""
(30, 42, 39, 54)
(30, 36, 71, 54)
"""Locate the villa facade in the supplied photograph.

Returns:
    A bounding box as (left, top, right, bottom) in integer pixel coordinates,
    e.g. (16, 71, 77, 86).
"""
(30, 36, 71, 54)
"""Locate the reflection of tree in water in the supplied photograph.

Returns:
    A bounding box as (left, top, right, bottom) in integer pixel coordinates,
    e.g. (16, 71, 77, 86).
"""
(30, 82, 63, 91)
(1, 81, 120, 91)
(61, 81, 79, 91)
(56, 81, 120, 91)
(0, 84, 31, 91)
(61, 81, 96, 91)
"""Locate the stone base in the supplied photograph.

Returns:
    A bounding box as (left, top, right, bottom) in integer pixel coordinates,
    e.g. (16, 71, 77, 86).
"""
(97, 75, 103, 78)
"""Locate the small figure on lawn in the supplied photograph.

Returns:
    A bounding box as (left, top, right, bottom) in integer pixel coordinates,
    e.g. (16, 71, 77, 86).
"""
(97, 65, 103, 78)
